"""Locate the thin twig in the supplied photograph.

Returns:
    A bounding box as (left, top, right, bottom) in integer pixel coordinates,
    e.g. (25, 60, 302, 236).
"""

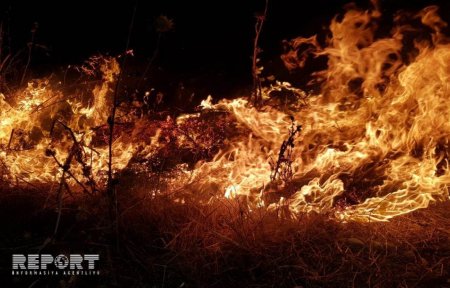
(53, 169, 66, 237)
(252, 0, 269, 107)
(7, 128, 14, 150)
(20, 22, 38, 85)
(107, 0, 139, 251)
(138, 32, 162, 89)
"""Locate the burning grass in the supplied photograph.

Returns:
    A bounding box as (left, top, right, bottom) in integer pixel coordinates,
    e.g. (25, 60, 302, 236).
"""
(2, 1, 450, 287)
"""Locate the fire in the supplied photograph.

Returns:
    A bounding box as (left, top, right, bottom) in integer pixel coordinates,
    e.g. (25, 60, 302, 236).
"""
(0, 56, 134, 189)
(1, 4, 450, 222)
(187, 4, 450, 222)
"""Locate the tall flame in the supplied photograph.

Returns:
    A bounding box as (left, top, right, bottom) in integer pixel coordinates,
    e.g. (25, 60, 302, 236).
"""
(185, 4, 450, 222)
(1, 4, 450, 222)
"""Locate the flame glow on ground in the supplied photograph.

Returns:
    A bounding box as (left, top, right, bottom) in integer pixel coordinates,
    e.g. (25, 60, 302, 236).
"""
(1, 4, 450, 223)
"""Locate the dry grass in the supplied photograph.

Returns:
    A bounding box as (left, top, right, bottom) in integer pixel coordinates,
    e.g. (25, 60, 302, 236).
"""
(114, 182, 450, 288)
(1, 179, 450, 287)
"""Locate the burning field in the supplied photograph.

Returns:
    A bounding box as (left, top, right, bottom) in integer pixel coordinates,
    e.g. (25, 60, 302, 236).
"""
(1, 0, 450, 287)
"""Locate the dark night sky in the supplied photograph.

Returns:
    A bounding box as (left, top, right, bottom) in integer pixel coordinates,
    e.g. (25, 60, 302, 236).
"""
(1, 0, 450, 95)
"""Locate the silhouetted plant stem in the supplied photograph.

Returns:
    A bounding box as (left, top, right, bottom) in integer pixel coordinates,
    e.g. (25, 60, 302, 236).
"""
(0, 21, 3, 63)
(20, 22, 37, 85)
(270, 118, 301, 182)
(252, 0, 268, 107)
(107, 0, 138, 251)
(138, 15, 174, 90)
(139, 31, 161, 88)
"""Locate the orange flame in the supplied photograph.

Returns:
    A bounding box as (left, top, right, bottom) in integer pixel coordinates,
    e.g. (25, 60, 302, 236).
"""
(0, 56, 134, 189)
(186, 5, 450, 222)
(1, 5, 450, 223)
